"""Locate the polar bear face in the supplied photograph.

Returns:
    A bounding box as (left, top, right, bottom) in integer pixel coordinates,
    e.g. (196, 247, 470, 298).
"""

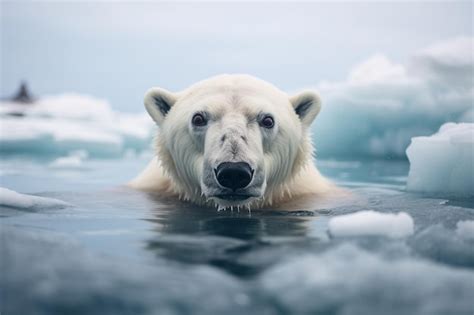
(144, 75, 321, 209)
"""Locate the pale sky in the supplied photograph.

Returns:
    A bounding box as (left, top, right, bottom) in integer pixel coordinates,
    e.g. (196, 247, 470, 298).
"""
(1, 1, 472, 112)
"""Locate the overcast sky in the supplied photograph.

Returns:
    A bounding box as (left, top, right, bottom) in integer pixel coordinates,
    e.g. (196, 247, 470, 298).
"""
(1, 1, 472, 112)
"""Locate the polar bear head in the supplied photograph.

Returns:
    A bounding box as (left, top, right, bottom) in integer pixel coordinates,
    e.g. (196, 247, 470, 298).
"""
(144, 74, 321, 209)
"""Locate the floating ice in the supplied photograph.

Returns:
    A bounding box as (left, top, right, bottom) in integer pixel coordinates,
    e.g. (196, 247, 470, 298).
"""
(0, 187, 71, 210)
(3, 228, 256, 315)
(406, 123, 474, 197)
(1, 39, 471, 160)
(457, 220, 474, 241)
(410, 224, 474, 268)
(328, 210, 414, 238)
(49, 150, 88, 169)
(261, 244, 474, 315)
(50, 155, 84, 168)
(0, 94, 154, 158)
(1, 159, 474, 315)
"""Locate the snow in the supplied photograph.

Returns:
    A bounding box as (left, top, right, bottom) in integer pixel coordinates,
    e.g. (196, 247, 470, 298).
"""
(328, 210, 414, 238)
(406, 123, 474, 197)
(0, 93, 154, 158)
(0, 187, 71, 210)
(313, 36, 473, 158)
(457, 220, 474, 241)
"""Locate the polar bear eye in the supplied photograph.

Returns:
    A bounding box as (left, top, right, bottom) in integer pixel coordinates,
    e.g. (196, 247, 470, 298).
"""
(259, 115, 274, 129)
(192, 113, 207, 127)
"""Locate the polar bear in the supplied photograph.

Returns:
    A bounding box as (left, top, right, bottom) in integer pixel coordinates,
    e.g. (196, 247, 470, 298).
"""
(129, 74, 337, 210)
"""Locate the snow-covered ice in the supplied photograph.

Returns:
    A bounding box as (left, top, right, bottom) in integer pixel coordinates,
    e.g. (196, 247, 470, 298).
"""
(406, 123, 474, 197)
(0, 187, 71, 210)
(328, 210, 414, 238)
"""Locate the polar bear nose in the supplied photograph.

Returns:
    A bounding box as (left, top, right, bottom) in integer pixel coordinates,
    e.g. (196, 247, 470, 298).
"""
(215, 162, 253, 191)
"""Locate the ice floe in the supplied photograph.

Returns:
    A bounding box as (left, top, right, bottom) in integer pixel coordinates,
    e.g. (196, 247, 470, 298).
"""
(49, 150, 89, 169)
(328, 210, 414, 238)
(406, 122, 474, 197)
(0, 187, 71, 210)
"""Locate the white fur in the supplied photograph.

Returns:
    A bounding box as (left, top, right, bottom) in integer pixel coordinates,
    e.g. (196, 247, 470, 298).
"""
(129, 74, 337, 209)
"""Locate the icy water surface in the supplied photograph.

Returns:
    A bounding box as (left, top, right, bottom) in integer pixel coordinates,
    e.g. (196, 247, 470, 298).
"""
(1, 157, 474, 315)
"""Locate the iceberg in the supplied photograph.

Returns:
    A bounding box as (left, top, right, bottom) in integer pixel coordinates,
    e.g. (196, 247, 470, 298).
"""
(0, 187, 71, 210)
(328, 210, 414, 238)
(0, 94, 154, 158)
(406, 123, 474, 197)
(312, 37, 473, 158)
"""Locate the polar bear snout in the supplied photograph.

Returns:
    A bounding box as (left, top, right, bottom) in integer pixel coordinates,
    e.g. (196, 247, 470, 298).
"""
(215, 162, 254, 191)
(201, 157, 265, 206)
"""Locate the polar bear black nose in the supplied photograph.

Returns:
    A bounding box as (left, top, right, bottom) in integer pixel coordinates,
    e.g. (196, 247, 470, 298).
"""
(215, 162, 253, 191)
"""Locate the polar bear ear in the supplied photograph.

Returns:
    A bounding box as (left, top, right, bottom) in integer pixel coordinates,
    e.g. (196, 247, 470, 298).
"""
(144, 87, 177, 125)
(290, 91, 322, 127)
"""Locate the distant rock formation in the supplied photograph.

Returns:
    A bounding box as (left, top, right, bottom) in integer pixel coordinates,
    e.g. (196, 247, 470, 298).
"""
(12, 82, 35, 103)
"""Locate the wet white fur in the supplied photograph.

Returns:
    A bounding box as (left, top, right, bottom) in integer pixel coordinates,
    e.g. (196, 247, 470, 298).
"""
(128, 74, 336, 209)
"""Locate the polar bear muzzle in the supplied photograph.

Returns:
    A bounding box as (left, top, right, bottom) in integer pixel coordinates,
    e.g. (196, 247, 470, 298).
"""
(201, 156, 265, 206)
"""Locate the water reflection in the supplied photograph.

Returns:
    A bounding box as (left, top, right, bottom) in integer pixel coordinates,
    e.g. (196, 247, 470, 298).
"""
(143, 193, 324, 277)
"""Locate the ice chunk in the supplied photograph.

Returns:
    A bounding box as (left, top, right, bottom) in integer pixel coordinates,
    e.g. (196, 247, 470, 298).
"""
(456, 220, 474, 241)
(0, 94, 154, 158)
(49, 150, 88, 169)
(0, 187, 71, 210)
(50, 155, 83, 168)
(406, 123, 474, 197)
(328, 210, 414, 238)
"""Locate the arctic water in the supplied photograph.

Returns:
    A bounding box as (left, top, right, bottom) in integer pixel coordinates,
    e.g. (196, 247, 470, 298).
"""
(2, 156, 473, 315)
